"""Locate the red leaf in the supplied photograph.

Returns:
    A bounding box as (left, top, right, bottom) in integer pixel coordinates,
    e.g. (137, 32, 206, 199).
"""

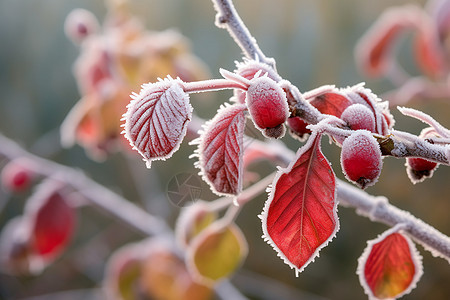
(355, 6, 420, 77)
(358, 227, 423, 299)
(413, 31, 446, 78)
(260, 132, 338, 275)
(26, 181, 76, 262)
(123, 78, 192, 168)
(193, 103, 246, 196)
(309, 92, 351, 118)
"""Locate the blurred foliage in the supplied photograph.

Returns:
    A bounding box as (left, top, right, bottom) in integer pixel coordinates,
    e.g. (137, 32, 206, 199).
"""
(0, 0, 449, 299)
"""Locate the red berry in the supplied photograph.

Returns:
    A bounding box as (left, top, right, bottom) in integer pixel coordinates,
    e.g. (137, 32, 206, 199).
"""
(406, 157, 438, 183)
(341, 103, 376, 132)
(233, 60, 281, 104)
(246, 76, 289, 138)
(341, 130, 383, 189)
(1, 160, 34, 193)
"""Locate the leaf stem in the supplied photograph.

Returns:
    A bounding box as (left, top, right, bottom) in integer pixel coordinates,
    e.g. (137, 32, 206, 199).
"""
(236, 172, 275, 205)
(183, 78, 247, 94)
(219, 172, 276, 227)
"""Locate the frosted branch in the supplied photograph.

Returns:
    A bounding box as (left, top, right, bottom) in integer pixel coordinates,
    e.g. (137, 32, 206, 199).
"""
(337, 180, 450, 262)
(266, 139, 450, 262)
(211, 0, 275, 67)
(382, 130, 450, 164)
(211, 0, 326, 127)
(0, 133, 170, 237)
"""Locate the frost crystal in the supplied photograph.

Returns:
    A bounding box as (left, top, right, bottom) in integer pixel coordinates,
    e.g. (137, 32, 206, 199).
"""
(122, 77, 192, 168)
(246, 76, 289, 138)
(341, 130, 383, 189)
(192, 103, 247, 196)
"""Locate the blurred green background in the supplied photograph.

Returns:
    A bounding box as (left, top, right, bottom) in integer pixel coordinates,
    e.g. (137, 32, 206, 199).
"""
(1, 0, 449, 299)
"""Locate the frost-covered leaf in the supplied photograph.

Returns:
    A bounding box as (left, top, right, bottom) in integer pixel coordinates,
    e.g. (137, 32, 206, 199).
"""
(193, 103, 247, 196)
(186, 222, 248, 285)
(358, 226, 423, 300)
(123, 77, 192, 168)
(260, 132, 338, 275)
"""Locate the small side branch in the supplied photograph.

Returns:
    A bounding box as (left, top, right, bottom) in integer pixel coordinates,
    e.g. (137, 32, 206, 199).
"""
(268, 139, 450, 262)
(0, 133, 170, 237)
(337, 180, 450, 262)
(212, 0, 275, 68)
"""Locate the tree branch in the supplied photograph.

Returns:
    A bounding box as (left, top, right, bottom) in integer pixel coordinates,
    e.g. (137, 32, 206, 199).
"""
(0, 133, 171, 237)
(257, 137, 450, 262)
(211, 0, 275, 68)
(337, 180, 450, 262)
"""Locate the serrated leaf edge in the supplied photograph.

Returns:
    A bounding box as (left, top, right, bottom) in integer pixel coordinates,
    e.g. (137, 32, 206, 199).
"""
(190, 102, 247, 197)
(122, 77, 192, 168)
(356, 224, 424, 300)
(259, 132, 340, 277)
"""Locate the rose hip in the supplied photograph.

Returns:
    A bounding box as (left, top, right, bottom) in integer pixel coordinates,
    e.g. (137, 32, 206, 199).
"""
(340, 130, 383, 189)
(246, 76, 289, 138)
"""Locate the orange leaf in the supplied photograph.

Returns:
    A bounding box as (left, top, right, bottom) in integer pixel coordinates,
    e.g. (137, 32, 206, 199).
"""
(358, 227, 423, 299)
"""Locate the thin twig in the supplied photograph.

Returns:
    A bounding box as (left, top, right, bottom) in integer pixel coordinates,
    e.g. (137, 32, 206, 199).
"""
(211, 0, 275, 68)
(337, 180, 450, 262)
(216, 279, 249, 300)
(0, 133, 170, 237)
(252, 136, 450, 262)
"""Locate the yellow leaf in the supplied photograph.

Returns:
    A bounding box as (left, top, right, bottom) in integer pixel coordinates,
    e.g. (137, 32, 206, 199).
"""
(187, 222, 248, 285)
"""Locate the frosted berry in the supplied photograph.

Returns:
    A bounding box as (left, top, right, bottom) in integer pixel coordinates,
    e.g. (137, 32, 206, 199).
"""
(1, 160, 34, 193)
(233, 60, 281, 104)
(340, 130, 383, 189)
(406, 157, 438, 183)
(341, 103, 376, 132)
(246, 76, 289, 139)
